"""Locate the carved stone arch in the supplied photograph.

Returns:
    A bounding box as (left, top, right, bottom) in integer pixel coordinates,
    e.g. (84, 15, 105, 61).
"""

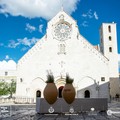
(32, 77, 45, 83)
(77, 76, 96, 98)
(77, 76, 96, 89)
(29, 77, 46, 98)
(55, 77, 66, 89)
(55, 76, 66, 98)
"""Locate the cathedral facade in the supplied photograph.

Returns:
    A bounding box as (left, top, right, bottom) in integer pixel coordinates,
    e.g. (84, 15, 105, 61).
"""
(16, 10, 119, 99)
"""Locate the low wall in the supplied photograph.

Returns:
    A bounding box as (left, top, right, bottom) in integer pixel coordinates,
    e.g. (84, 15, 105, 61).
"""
(0, 97, 35, 104)
(36, 98, 108, 113)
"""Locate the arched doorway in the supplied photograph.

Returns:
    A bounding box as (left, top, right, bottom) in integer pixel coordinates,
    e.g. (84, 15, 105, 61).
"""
(58, 86, 64, 98)
(84, 90, 90, 98)
(36, 90, 41, 97)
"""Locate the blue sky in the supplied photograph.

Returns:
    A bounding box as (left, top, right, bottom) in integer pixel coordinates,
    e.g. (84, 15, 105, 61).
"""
(0, 0, 120, 70)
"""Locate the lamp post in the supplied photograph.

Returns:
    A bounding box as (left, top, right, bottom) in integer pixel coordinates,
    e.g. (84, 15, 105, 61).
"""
(96, 82, 100, 98)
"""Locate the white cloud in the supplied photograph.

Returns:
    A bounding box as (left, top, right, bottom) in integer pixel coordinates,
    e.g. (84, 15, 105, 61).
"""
(8, 40, 20, 48)
(18, 37, 39, 47)
(94, 12, 98, 20)
(5, 55, 10, 60)
(25, 23, 36, 33)
(25, 23, 43, 33)
(21, 47, 28, 51)
(87, 9, 93, 18)
(39, 24, 43, 33)
(0, 60, 16, 70)
(81, 21, 88, 27)
(0, 0, 80, 20)
(82, 9, 99, 20)
(82, 9, 92, 19)
(0, 43, 4, 46)
(82, 14, 87, 17)
(8, 37, 39, 48)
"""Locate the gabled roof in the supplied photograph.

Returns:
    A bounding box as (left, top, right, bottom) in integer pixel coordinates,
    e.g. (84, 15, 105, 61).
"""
(18, 9, 109, 66)
(48, 9, 77, 27)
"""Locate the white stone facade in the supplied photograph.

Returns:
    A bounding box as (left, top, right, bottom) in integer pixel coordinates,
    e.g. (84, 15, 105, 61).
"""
(0, 70, 16, 83)
(100, 23, 119, 77)
(15, 10, 119, 99)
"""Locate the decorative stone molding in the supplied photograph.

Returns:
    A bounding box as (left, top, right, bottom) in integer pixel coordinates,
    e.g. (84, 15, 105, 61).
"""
(78, 35, 108, 64)
(18, 37, 46, 67)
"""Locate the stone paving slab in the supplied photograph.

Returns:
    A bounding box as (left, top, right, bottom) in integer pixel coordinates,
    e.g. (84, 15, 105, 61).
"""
(1, 112, 120, 120)
(0, 101, 120, 120)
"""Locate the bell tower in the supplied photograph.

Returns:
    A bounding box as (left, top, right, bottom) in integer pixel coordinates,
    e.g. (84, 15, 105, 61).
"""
(100, 23, 119, 77)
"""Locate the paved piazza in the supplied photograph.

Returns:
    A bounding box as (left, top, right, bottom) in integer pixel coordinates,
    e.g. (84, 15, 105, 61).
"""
(0, 101, 120, 120)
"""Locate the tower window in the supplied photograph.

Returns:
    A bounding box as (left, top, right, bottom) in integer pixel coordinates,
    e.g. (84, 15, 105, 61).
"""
(109, 36, 112, 41)
(109, 47, 112, 52)
(108, 25, 111, 32)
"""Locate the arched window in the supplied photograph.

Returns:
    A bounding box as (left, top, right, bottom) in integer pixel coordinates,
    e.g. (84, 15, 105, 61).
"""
(109, 36, 112, 41)
(108, 25, 111, 32)
(58, 43, 66, 54)
(109, 47, 112, 52)
(84, 90, 90, 98)
(36, 90, 41, 97)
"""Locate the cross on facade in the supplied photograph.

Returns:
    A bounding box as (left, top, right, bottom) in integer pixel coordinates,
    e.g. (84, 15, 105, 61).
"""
(59, 61, 65, 68)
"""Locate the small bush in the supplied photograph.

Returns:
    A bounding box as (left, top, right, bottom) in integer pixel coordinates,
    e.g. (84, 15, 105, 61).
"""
(46, 74, 54, 83)
(66, 74, 74, 84)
